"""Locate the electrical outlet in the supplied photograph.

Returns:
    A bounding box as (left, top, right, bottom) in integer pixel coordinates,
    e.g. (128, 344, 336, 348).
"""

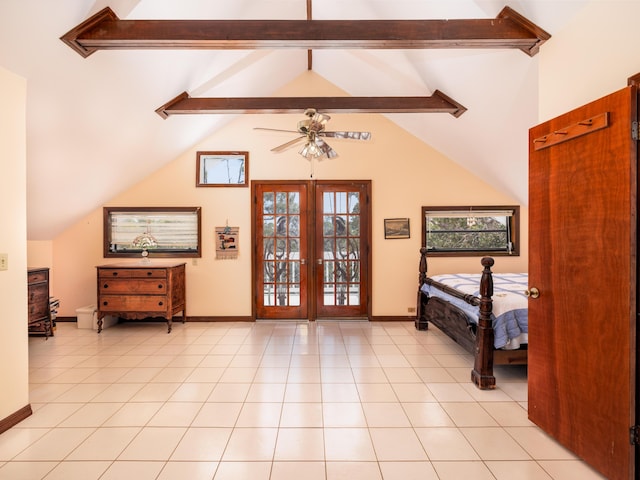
(407, 307, 416, 313)
(0, 253, 7, 271)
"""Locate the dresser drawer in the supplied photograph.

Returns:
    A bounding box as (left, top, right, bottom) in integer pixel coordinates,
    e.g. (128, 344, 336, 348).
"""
(28, 302, 49, 321)
(28, 270, 48, 284)
(99, 268, 167, 279)
(99, 295, 169, 312)
(100, 278, 167, 294)
(28, 284, 48, 304)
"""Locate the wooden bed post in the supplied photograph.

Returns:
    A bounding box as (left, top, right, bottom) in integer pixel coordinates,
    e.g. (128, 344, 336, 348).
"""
(471, 257, 496, 389)
(415, 247, 428, 330)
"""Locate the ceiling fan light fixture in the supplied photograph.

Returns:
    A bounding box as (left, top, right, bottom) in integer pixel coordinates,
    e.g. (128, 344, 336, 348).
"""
(299, 141, 323, 160)
(258, 107, 370, 160)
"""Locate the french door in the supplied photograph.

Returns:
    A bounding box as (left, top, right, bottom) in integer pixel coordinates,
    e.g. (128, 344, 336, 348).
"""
(253, 180, 371, 320)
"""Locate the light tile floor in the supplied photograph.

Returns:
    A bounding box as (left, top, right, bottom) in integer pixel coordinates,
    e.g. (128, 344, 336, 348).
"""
(0, 320, 606, 480)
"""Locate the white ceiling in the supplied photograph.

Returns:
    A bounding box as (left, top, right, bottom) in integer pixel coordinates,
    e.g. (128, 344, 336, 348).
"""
(0, 0, 589, 240)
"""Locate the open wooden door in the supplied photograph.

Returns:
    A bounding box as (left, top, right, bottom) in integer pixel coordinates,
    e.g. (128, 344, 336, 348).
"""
(528, 85, 638, 480)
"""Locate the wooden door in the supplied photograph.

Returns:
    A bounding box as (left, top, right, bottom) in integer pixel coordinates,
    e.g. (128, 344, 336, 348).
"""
(254, 182, 309, 319)
(253, 180, 371, 320)
(528, 85, 637, 480)
(315, 181, 371, 319)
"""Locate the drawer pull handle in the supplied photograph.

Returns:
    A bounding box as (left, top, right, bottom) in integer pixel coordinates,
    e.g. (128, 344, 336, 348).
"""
(158, 284, 163, 289)
(158, 301, 164, 306)
(112, 272, 118, 276)
(102, 301, 108, 306)
(103, 284, 109, 289)
(147, 271, 152, 276)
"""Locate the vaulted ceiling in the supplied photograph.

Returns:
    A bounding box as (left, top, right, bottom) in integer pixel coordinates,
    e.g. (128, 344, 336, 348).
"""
(0, 1, 589, 239)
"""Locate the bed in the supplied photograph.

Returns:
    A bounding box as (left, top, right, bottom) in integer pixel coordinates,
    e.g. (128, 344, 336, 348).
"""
(415, 247, 528, 389)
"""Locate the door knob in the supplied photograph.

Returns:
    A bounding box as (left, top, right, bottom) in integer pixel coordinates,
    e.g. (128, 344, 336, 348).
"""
(525, 287, 540, 299)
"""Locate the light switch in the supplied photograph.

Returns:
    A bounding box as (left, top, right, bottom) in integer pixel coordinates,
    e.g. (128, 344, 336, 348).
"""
(0, 253, 7, 271)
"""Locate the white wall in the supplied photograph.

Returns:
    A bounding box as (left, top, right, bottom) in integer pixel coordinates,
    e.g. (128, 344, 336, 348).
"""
(49, 72, 526, 319)
(0, 66, 29, 420)
(539, 1, 640, 121)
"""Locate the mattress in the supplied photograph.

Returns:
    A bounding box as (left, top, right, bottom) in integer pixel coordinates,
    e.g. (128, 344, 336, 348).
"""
(420, 273, 528, 349)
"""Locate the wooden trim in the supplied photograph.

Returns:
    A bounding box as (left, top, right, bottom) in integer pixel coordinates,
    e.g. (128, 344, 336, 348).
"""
(61, 7, 550, 57)
(186, 316, 254, 322)
(0, 405, 32, 435)
(496, 6, 551, 56)
(156, 91, 466, 118)
(103, 206, 202, 258)
(371, 316, 416, 322)
(532, 112, 609, 151)
(627, 72, 640, 86)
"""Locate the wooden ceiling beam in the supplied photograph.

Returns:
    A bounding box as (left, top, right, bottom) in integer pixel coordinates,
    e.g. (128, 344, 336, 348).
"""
(61, 6, 550, 58)
(155, 91, 467, 118)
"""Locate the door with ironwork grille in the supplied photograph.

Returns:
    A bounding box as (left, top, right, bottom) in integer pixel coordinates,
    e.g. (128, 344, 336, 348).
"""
(253, 180, 370, 320)
(315, 181, 370, 318)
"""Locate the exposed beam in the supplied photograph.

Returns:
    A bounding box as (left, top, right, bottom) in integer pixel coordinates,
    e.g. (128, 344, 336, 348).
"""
(307, 0, 313, 71)
(61, 6, 550, 58)
(155, 91, 467, 118)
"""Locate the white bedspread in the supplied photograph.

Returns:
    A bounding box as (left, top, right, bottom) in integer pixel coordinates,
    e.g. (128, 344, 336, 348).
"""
(421, 273, 528, 349)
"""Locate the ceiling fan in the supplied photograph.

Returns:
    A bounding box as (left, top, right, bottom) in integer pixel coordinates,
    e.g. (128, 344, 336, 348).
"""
(255, 108, 372, 160)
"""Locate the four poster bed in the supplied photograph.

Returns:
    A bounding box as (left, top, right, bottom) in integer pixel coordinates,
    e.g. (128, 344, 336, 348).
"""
(415, 247, 528, 389)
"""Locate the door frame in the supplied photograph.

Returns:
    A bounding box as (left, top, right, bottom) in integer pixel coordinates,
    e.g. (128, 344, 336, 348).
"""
(251, 179, 372, 321)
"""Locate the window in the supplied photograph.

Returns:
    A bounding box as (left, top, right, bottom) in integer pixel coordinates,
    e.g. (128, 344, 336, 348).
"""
(104, 207, 201, 258)
(422, 205, 519, 256)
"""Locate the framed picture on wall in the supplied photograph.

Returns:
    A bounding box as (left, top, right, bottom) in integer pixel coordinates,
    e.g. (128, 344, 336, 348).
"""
(384, 218, 410, 239)
(196, 151, 248, 187)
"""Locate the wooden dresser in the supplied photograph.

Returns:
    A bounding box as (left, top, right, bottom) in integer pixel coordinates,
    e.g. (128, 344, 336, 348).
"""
(96, 262, 186, 333)
(28, 267, 53, 337)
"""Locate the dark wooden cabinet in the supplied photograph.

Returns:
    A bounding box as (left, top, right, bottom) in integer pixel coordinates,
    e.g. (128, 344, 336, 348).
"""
(96, 262, 186, 333)
(28, 267, 53, 337)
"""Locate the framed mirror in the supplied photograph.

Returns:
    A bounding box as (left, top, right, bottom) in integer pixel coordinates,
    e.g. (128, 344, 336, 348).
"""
(196, 151, 248, 187)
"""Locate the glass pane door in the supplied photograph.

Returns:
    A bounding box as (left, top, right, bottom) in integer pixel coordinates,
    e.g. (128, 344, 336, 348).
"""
(253, 181, 369, 320)
(255, 183, 308, 319)
(316, 182, 369, 318)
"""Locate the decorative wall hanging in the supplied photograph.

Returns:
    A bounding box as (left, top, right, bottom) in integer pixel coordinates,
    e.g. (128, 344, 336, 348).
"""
(215, 225, 239, 259)
(384, 218, 410, 239)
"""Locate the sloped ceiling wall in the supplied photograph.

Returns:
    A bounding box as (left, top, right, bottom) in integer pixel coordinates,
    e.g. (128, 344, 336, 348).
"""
(0, 0, 590, 239)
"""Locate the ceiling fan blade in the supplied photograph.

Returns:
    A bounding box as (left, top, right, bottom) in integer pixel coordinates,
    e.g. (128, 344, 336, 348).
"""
(271, 136, 307, 152)
(254, 127, 299, 133)
(322, 131, 372, 140)
(315, 137, 338, 159)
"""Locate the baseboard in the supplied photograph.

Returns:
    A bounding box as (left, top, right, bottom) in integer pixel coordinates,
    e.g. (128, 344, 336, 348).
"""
(370, 315, 418, 322)
(0, 404, 32, 435)
(186, 316, 254, 322)
(57, 316, 255, 323)
(55, 316, 76, 322)
(56, 315, 414, 323)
